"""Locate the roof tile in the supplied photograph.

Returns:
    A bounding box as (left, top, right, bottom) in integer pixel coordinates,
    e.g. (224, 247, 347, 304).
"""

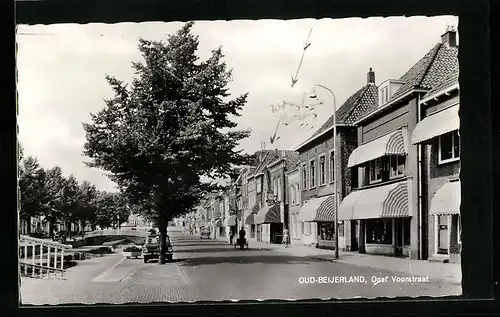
(422, 68, 459, 99)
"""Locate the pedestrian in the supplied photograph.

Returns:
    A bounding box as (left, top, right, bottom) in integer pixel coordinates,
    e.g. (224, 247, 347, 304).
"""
(229, 231, 234, 245)
(282, 228, 290, 248)
(239, 227, 246, 245)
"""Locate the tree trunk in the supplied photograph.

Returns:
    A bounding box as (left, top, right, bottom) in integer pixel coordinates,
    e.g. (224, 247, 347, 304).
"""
(158, 219, 168, 265)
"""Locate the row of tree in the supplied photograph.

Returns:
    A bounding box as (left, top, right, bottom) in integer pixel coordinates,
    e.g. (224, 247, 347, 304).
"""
(19, 146, 131, 238)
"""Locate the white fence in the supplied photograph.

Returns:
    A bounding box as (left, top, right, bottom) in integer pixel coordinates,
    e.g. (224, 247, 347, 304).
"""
(19, 235, 72, 279)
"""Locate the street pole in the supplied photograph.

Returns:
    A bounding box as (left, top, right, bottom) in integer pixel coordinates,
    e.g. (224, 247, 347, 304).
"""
(311, 84, 339, 259)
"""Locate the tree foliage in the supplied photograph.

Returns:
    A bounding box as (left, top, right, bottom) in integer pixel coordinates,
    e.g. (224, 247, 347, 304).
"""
(83, 22, 251, 263)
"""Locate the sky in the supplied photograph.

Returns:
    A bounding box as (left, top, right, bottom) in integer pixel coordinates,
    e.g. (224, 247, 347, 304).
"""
(17, 16, 458, 192)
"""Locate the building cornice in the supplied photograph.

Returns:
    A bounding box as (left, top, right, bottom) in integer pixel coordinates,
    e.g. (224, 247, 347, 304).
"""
(420, 83, 459, 105)
(353, 88, 428, 125)
(293, 123, 346, 152)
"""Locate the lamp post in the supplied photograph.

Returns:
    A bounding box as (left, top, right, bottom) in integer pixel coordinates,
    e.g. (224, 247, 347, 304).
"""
(309, 84, 339, 259)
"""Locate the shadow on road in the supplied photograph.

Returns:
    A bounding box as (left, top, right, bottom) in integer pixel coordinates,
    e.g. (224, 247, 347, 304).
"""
(145, 259, 187, 264)
(177, 255, 325, 267)
(172, 242, 230, 247)
(175, 247, 274, 253)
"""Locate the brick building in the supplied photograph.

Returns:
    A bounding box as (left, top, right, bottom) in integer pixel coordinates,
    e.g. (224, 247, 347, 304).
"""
(338, 27, 458, 259)
(412, 69, 460, 262)
(294, 68, 378, 250)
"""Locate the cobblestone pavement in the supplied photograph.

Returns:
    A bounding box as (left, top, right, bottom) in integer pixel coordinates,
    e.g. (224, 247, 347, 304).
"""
(20, 233, 461, 305)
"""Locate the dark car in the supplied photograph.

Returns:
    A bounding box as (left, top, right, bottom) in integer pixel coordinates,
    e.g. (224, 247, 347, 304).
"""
(142, 234, 173, 263)
(200, 227, 211, 239)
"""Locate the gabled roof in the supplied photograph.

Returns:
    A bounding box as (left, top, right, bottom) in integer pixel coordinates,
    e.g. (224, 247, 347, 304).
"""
(422, 68, 459, 99)
(358, 42, 459, 123)
(267, 150, 299, 170)
(295, 83, 378, 150)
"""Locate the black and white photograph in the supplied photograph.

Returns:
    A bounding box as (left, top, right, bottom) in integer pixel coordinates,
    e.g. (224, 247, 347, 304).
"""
(17, 15, 462, 305)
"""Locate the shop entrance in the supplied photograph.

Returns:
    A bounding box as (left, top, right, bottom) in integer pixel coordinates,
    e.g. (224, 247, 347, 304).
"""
(270, 223, 283, 244)
(394, 218, 403, 256)
(350, 221, 359, 251)
(437, 215, 449, 254)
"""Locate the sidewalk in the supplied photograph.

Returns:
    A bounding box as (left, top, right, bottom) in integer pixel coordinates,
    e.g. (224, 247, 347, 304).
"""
(224, 238, 462, 285)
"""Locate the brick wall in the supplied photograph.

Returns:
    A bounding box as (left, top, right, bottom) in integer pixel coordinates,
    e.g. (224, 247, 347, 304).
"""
(424, 139, 460, 260)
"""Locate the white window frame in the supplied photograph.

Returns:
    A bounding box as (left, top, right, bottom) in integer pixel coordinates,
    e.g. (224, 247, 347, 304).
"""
(369, 158, 382, 184)
(303, 222, 311, 235)
(457, 215, 461, 244)
(301, 164, 308, 191)
(329, 150, 335, 183)
(438, 130, 460, 165)
(273, 178, 278, 196)
(389, 155, 405, 179)
(277, 177, 282, 201)
(256, 177, 262, 193)
(290, 185, 295, 205)
(319, 154, 326, 186)
(309, 159, 316, 189)
(295, 184, 301, 205)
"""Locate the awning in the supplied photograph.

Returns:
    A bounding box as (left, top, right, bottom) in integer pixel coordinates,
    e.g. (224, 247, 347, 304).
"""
(245, 213, 255, 225)
(412, 105, 459, 144)
(347, 129, 407, 168)
(430, 180, 461, 215)
(255, 204, 281, 224)
(298, 195, 336, 222)
(212, 218, 222, 227)
(225, 215, 237, 226)
(338, 181, 410, 220)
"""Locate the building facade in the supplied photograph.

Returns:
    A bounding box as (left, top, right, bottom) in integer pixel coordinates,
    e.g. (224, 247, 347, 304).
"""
(412, 70, 461, 263)
(286, 163, 302, 245)
(295, 68, 378, 250)
(338, 27, 458, 259)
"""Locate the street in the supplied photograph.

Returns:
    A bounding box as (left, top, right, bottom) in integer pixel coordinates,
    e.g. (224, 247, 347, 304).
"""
(20, 232, 461, 305)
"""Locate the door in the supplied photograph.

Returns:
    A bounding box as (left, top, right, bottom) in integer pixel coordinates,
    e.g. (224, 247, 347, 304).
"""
(350, 221, 359, 251)
(257, 224, 262, 242)
(437, 215, 449, 254)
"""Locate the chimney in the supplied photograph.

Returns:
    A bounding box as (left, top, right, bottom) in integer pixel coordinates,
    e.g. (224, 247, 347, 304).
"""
(441, 25, 457, 47)
(367, 67, 375, 85)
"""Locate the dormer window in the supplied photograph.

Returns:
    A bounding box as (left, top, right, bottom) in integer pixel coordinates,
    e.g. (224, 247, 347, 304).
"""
(378, 79, 405, 106)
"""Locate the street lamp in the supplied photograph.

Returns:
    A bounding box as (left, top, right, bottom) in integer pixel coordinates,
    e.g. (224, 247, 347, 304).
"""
(309, 84, 339, 260)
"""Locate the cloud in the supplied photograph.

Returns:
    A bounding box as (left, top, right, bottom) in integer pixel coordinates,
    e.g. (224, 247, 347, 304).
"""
(17, 16, 458, 191)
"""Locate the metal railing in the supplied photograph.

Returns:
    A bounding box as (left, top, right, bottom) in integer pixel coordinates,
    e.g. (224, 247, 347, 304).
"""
(19, 235, 72, 279)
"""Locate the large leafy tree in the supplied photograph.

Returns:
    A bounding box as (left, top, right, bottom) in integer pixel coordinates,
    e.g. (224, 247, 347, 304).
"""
(59, 175, 81, 238)
(83, 22, 251, 264)
(19, 156, 47, 234)
(77, 180, 98, 233)
(43, 166, 67, 236)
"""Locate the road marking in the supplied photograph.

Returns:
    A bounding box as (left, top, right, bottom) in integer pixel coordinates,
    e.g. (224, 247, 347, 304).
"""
(91, 256, 127, 282)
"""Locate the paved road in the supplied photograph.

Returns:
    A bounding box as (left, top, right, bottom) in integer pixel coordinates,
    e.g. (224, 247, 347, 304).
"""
(20, 233, 461, 305)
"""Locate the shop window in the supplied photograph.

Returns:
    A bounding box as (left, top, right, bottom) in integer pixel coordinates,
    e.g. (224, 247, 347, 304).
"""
(438, 130, 460, 164)
(319, 223, 335, 241)
(366, 219, 393, 244)
(319, 155, 326, 185)
(403, 217, 411, 246)
(309, 159, 316, 188)
(302, 164, 308, 190)
(369, 158, 382, 184)
(250, 225, 256, 238)
(329, 150, 335, 183)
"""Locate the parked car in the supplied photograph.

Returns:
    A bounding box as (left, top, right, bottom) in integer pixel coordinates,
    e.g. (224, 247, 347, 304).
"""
(200, 227, 211, 239)
(122, 245, 142, 258)
(142, 234, 173, 263)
